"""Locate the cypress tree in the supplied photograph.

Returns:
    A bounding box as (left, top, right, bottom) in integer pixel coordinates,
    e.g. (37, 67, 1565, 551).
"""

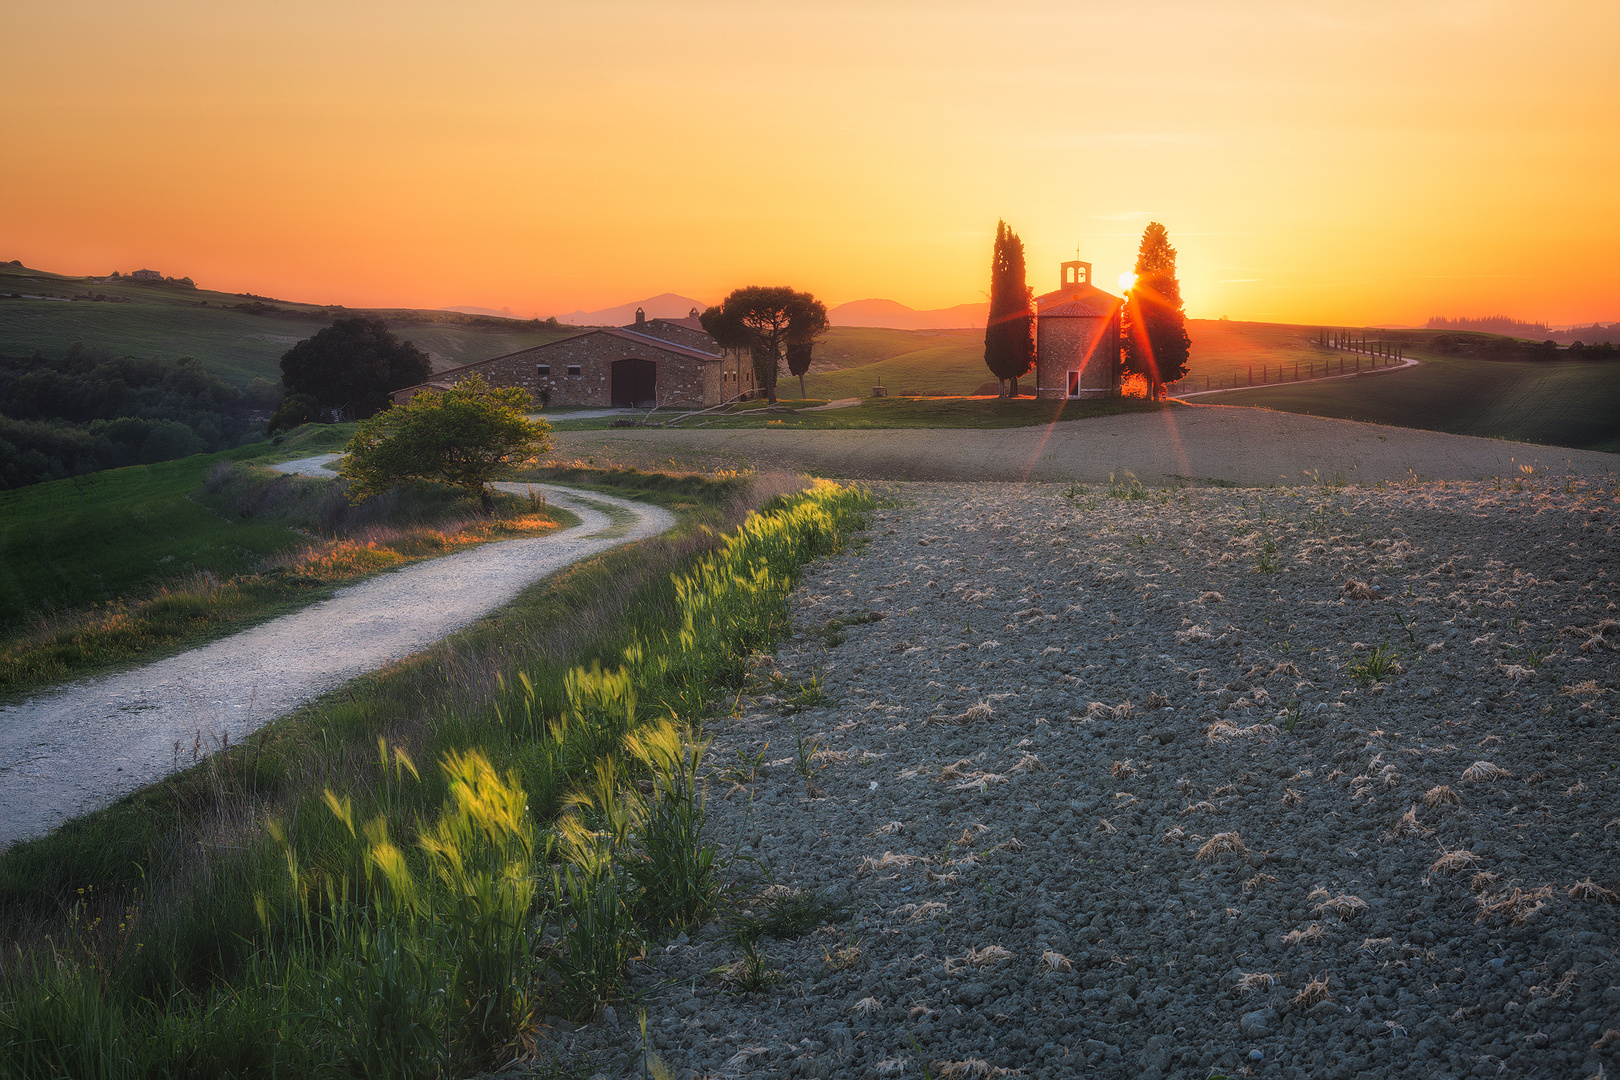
(1122, 222, 1191, 399)
(983, 220, 1035, 397)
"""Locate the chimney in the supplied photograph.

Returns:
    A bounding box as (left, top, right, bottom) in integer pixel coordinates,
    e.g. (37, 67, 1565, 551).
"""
(635, 307, 646, 325)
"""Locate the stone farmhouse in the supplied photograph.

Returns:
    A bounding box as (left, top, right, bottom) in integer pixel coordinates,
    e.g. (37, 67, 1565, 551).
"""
(1032, 260, 1123, 400)
(391, 308, 759, 410)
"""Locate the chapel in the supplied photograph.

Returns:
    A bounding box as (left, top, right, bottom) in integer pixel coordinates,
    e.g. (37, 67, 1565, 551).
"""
(1032, 260, 1123, 399)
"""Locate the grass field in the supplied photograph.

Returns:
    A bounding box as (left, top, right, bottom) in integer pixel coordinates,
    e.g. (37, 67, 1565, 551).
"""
(1210, 352, 1620, 454)
(0, 443, 318, 630)
(0, 263, 573, 386)
(789, 320, 1345, 401)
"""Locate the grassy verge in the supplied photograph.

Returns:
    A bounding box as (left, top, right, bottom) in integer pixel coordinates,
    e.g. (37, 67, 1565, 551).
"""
(1205, 350, 1620, 453)
(555, 394, 1167, 431)
(0, 470, 870, 1078)
(0, 426, 574, 700)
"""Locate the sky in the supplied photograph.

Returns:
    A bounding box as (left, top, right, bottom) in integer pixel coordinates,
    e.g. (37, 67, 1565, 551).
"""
(3, 0, 1617, 325)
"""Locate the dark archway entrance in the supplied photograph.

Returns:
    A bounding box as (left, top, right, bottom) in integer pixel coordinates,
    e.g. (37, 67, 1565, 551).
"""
(610, 358, 657, 408)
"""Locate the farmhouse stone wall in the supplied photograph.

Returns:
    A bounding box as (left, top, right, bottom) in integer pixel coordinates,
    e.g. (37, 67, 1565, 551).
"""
(392, 329, 723, 409)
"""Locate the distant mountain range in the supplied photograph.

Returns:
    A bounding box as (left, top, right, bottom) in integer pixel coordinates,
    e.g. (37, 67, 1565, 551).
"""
(547, 293, 988, 331)
(555, 293, 710, 326)
(828, 298, 987, 330)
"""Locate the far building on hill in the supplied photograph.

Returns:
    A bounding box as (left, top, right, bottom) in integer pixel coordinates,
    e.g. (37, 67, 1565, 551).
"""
(390, 307, 759, 409)
(1033, 260, 1123, 399)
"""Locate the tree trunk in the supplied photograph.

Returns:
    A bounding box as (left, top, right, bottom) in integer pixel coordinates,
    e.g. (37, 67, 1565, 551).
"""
(799, 373, 807, 398)
(478, 486, 495, 516)
(1009, 377, 1019, 398)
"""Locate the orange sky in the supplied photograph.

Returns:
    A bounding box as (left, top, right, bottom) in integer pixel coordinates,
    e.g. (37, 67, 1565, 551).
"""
(3, 0, 1617, 325)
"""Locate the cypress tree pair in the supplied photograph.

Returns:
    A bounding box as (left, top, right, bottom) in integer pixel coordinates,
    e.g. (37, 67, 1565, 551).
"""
(1123, 222, 1191, 399)
(983, 220, 1035, 397)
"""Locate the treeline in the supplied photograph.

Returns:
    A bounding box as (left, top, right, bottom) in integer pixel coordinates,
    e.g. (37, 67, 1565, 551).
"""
(1427, 315, 1548, 335)
(1426, 334, 1620, 362)
(0, 345, 283, 489)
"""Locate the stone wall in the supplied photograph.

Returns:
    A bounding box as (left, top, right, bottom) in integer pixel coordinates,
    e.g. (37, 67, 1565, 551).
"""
(394, 330, 721, 409)
(1035, 311, 1120, 399)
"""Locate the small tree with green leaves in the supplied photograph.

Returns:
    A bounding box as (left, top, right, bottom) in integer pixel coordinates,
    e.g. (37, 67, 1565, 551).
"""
(1122, 222, 1191, 400)
(983, 220, 1035, 397)
(340, 375, 551, 514)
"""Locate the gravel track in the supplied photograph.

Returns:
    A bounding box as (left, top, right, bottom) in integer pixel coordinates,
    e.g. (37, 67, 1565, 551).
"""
(549, 404, 1620, 486)
(547, 476, 1620, 1080)
(0, 477, 673, 848)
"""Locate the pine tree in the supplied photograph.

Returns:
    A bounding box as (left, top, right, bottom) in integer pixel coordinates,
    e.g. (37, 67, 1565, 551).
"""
(1122, 222, 1191, 399)
(983, 220, 1035, 397)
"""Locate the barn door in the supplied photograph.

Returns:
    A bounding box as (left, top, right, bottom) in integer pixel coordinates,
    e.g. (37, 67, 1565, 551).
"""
(611, 359, 657, 408)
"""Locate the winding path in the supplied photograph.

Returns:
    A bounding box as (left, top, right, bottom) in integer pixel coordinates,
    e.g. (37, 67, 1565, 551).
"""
(0, 468, 674, 848)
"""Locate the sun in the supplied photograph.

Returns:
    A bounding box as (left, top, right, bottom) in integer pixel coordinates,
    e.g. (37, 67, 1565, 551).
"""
(1118, 271, 1137, 293)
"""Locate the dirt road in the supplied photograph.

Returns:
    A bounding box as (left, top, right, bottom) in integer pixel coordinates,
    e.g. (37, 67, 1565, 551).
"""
(0, 481, 673, 848)
(551, 403, 1618, 485)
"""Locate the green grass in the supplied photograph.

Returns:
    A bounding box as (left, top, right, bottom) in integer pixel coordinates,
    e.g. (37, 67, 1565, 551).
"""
(1207, 350, 1620, 454)
(0, 450, 309, 631)
(0, 425, 579, 697)
(0, 262, 575, 388)
(0, 473, 870, 1077)
(0, 423, 365, 630)
(560, 395, 1167, 431)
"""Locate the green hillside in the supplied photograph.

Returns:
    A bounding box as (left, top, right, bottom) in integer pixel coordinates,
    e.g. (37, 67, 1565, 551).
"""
(795, 320, 1338, 400)
(1212, 351, 1620, 454)
(0, 262, 574, 386)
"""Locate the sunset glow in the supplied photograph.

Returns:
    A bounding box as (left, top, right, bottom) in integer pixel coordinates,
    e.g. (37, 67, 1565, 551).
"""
(2, 0, 1616, 326)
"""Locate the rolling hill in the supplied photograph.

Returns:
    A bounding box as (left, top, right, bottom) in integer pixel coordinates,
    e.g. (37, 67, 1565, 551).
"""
(0, 262, 577, 386)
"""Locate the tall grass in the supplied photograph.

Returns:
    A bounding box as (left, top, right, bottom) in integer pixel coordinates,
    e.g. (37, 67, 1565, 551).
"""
(0, 474, 871, 1077)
